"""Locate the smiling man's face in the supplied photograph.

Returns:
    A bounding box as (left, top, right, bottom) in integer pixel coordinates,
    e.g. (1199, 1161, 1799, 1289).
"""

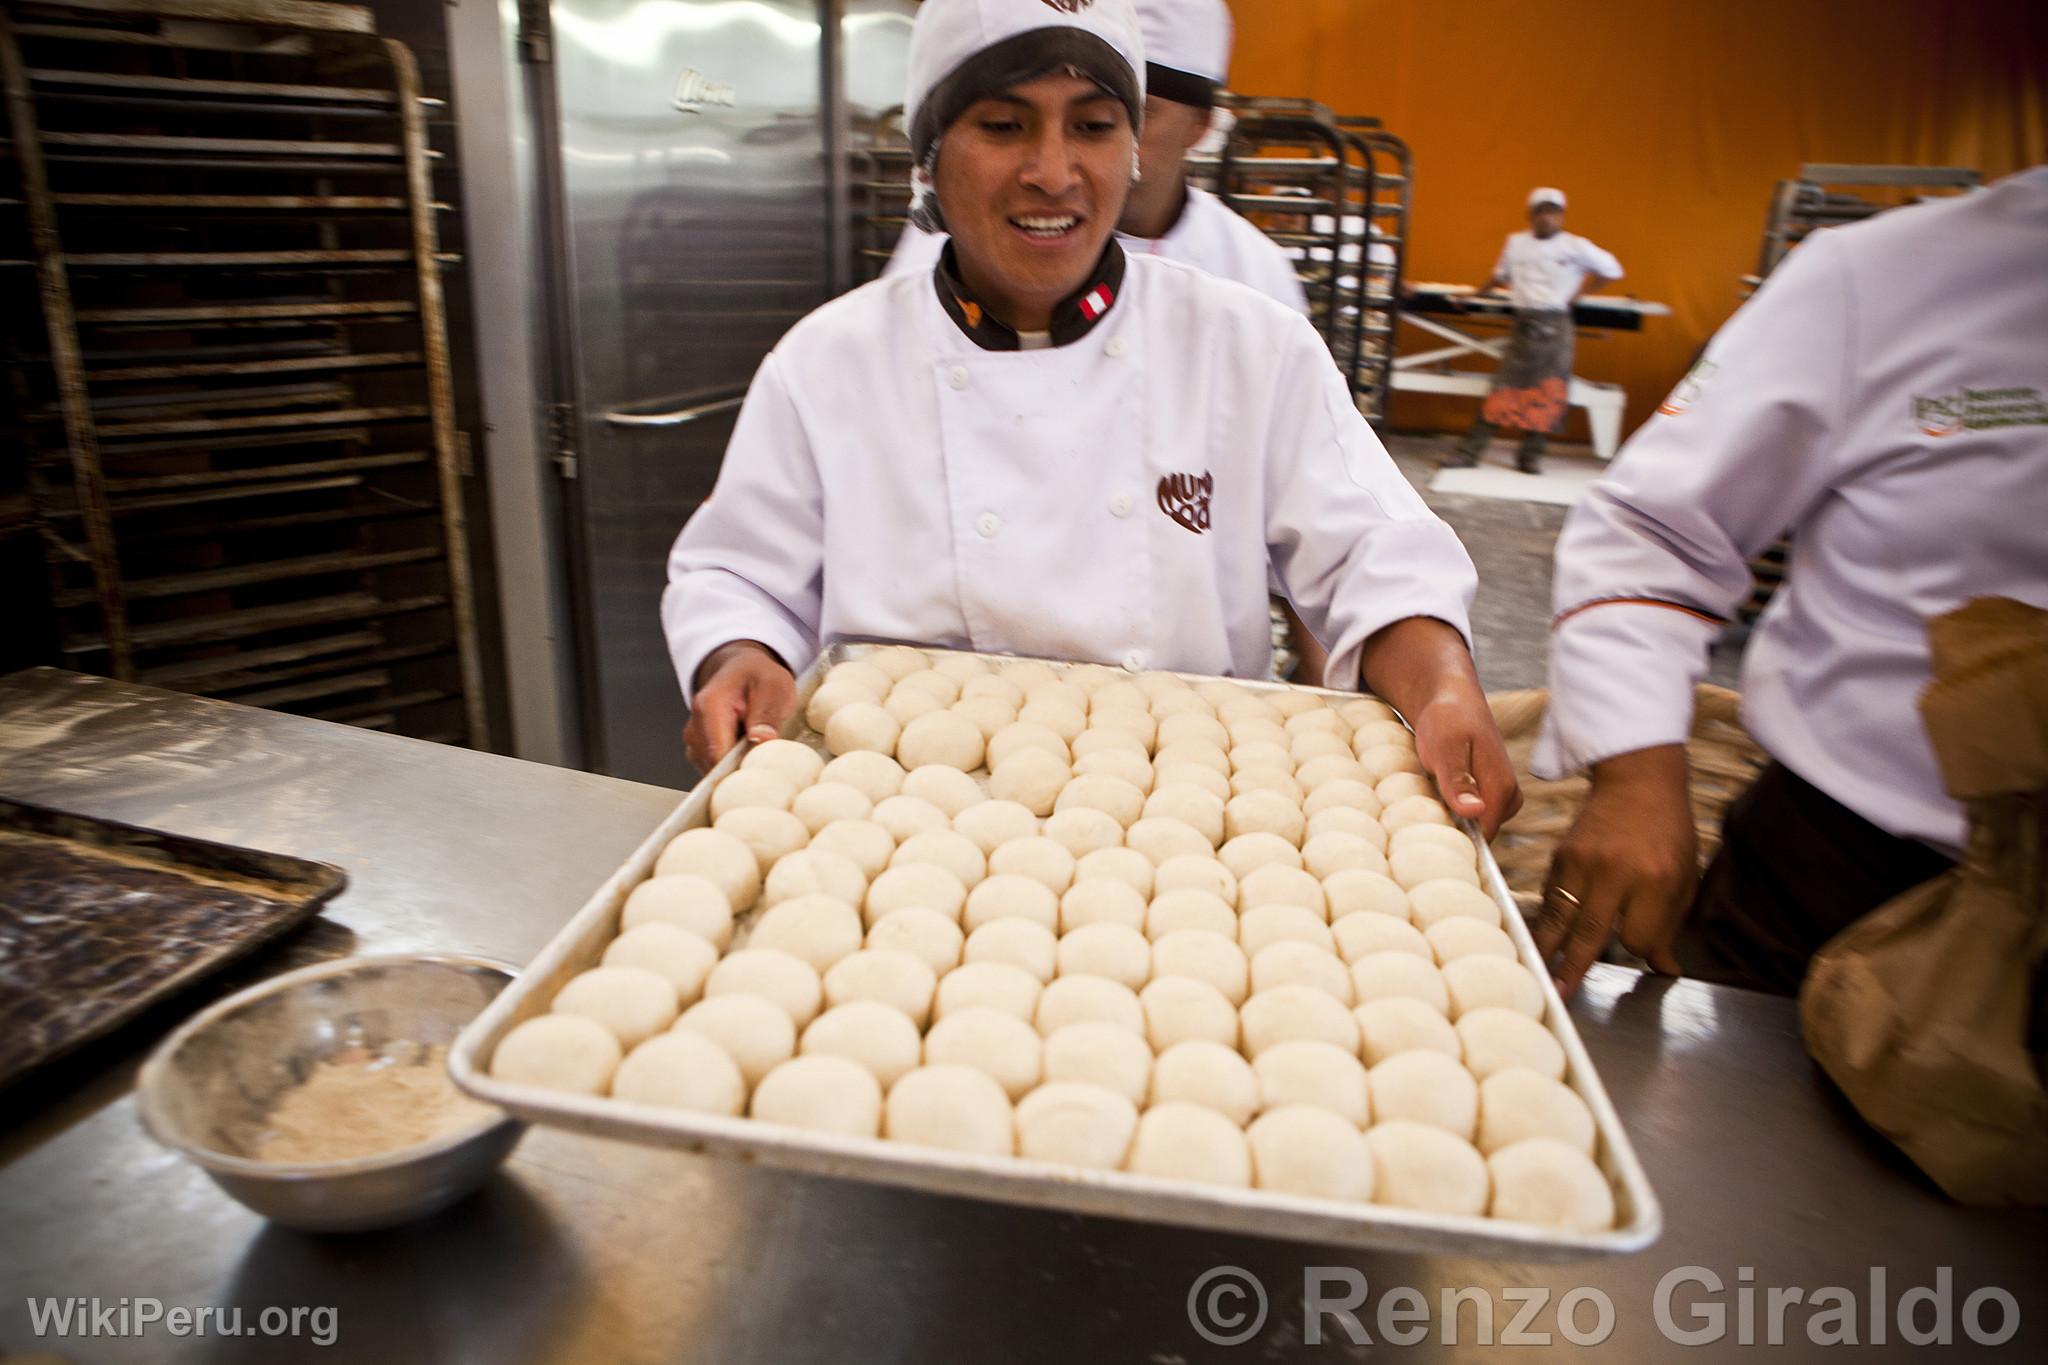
(935, 72, 1136, 330)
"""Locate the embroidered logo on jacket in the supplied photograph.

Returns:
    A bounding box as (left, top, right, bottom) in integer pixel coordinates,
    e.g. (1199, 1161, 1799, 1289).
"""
(1157, 471, 1213, 534)
(1912, 387, 2048, 437)
(1039, 0, 1097, 11)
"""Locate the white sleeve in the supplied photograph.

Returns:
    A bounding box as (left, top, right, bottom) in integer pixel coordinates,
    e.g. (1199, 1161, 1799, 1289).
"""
(1578, 238, 1623, 280)
(1533, 231, 1854, 777)
(1262, 315, 1477, 691)
(884, 224, 946, 279)
(1492, 238, 1513, 280)
(660, 351, 825, 700)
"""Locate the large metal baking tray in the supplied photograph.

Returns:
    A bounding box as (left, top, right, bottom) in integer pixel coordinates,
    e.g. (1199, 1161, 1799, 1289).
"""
(453, 646, 1662, 1259)
(0, 797, 348, 1087)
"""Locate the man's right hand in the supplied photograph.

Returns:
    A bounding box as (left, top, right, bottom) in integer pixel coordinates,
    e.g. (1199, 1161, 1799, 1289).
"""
(684, 641, 797, 773)
(1534, 744, 1694, 997)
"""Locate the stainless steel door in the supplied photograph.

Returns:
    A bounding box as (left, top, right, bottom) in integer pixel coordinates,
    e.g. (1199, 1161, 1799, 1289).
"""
(551, 0, 831, 785)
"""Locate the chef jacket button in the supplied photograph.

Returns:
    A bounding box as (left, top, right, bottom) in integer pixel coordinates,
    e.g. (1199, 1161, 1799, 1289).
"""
(976, 512, 1001, 539)
(1105, 337, 1129, 358)
(1109, 492, 1132, 517)
(948, 366, 970, 390)
(1122, 649, 1145, 671)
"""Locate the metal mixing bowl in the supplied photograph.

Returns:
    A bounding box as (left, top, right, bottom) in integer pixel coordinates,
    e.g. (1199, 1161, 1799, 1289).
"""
(137, 954, 527, 1233)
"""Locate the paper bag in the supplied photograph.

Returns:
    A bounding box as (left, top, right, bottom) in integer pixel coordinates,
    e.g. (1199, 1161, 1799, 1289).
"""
(1799, 597, 2048, 1204)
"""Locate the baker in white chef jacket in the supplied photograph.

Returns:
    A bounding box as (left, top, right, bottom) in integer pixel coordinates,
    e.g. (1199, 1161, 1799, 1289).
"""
(663, 0, 1519, 835)
(884, 0, 1308, 319)
(1530, 164, 2048, 998)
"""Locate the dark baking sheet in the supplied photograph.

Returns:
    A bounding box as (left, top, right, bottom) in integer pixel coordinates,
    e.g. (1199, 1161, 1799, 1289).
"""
(0, 798, 347, 1087)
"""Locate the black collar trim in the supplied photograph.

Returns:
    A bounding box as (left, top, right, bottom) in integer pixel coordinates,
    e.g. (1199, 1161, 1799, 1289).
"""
(933, 238, 1126, 352)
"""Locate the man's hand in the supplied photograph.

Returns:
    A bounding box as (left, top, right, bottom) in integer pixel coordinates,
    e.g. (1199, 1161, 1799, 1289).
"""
(1536, 744, 1693, 997)
(1358, 616, 1523, 839)
(684, 641, 796, 773)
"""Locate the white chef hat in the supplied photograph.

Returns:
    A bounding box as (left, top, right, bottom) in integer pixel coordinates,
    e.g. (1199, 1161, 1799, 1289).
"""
(905, 0, 1147, 163)
(1138, 0, 1232, 108)
(1527, 186, 1568, 210)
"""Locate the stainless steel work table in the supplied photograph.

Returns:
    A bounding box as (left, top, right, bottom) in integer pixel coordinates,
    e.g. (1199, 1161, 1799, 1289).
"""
(2, 668, 2041, 1362)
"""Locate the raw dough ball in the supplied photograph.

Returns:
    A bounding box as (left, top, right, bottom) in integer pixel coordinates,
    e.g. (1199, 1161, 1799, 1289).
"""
(1289, 731, 1353, 767)
(1251, 941, 1352, 1004)
(675, 994, 797, 1087)
(1125, 817, 1214, 867)
(892, 829, 988, 889)
(1307, 806, 1389, 847)
(1391, 822, 1477, 862)
(965, 917, 1059, 983)
(1238, 904, 1336, 958)
(805, 680, 875, 733)
(1249, 1106, 1376, 1202)
(1127, 1103, 1251, 1187)
(1142, 786, 1225, 845)
(1303, 832, 1388, 882)
(1296, 754, 1370, 794)
(961, 672, 1024, 707)
(1365, 1120, 1489, 1217)
(1376, 771, 1436, 806)
(1090, 707, 1158, 749)
(1478, 1067, 1597, 1157)
(825, 659, 892, 700)
(1085, 676, 1147, 708)
(801, 1000, 924, 1088)
(896, 669, 961, 704)
(1150, 1039, 1258, 1123)
(655, 828, 761, 911)
(748, 894, 865, 973)
(491, 1015, 620, 1095)
(1157, 712, 1229, 750)
(604, 923, 719, 1004)
(763, 848, 867, 911)
(1018, 698, 1087, 745)
(1371, 1049, 1478, 1138)
(1238, 864, 1327, 918)
(820, 750, 906, 802)
(964, 873, 1060, 932)
(996, 658, 1060, 690)
(865, 906, 966, 975)
(1281, 700, 1344, 730)
(1057, 923, 1152, 989)
(1194, 679, 1250, 706)
(1240, 985, 1360, 1057)
(825, 702, 901, 759)
(1334, 912, 1433, 964)
(707, 949, 824, 1028)
(1153, 741, 1230, 778)
(552, 966, 677, 1048)
(751, 1055, 883, 1137)
(1352, 720, 1414, 752)
(1338, 697, 1399, 728)
(884, 1065, 1014, 1154)
(1224, 791, 1306, 847)
(1042, 806, 1126, 861)
(865, 645, 930, 681)
(1358, 744, 1425, 783)
(1442, 955, 1544, 1020)
(1059, 878, 1148, 933)
(1040, 1021, 1153, 1105)
(808, 818, 896, 880)
(1143, 681, 1205, 713)
(1390, 843, 1483, 892)
(1015, 1082, 1140, 1169)
(1145, 888, 1237, 940)
(792, 781, 875, 835)
(1153, 854, 1237, 904)
(1219, 832, 1303, 882)
(716, 806, 811, 872)
(1072, 749, 1154, 797)
(923, 1008, 1043, 1100)
(613, 1031, 746, 1115)
(902, 764, 984, 817)
(990, 749, 1072, 817)
(883, 686, 944, 729)
(1303, 778, 1383, 821)
(987, 836, 1077, 895)
(1355, 997, 1463, 1066)
(987, 720, 1070, 769)
(856, 871, 966, 933)
(1034, 974, 1145, 1037)
(1254, 1040, 1370, 1126)
(1140, 977, 1239, 1051)
(1426, 918, 1518, 965)
(1456, 1008, 1567, 1080)
(1155, 762, 1232, 803)
(1381, 794, 1453, 832)
(933, 653, 990, 682)
(871, 794, 950, 844)
(1488, 1138, 1615, 1231)
(1229, 741, 1292, 774)
(1057, 774, 1147, 828)
(1224, 717, 1287, 750)
(951, 800, 1039, 856)
(742, 737, 825, 787)
(1026, 679, 1087, 713)
(1350, 951, 1450, 1014)
(1407, 880, 1502, 931)
(952, 696, 1017, 741)
(822, 949, 938, 1027)
(1073, 847, 1155, 900)
(1323, 870, 1410, 926)
(1150, 929, 1249, 1006)
(1230, 768, 1303, 804)
(1072, 726, 1149, 761)
(934, 961, 1043, 1024)
(621, 875, 735, 951)
(897, 710, 985, 771)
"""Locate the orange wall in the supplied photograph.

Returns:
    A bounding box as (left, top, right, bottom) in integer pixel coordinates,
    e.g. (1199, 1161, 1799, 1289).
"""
(1225, 0, 2048, 439)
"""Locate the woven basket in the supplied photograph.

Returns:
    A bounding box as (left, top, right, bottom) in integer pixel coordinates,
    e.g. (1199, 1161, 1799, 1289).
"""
(1486, 684, 1770, 916)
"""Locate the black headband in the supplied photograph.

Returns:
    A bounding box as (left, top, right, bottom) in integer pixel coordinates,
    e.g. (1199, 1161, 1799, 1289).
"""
(1145, 62, 1219, 110)
(911, 28, 1143, 161)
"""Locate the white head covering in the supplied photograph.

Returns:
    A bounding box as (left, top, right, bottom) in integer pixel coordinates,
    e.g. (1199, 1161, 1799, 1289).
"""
(1527, 186, 1568, 210)
(1138, 0, 1232, 102)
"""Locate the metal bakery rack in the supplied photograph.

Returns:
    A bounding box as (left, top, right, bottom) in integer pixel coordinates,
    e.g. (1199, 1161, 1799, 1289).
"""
(0, 0, 485, 746)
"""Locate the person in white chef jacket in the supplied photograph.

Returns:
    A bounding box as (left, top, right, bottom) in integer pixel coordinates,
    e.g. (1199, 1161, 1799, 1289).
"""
(1530, 164, 2048, 998)
(663, 0, 1519, 835)
(884, 0, 1308, 319)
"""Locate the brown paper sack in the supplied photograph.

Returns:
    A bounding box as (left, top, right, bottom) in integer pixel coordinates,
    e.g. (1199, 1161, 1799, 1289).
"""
(1799, 597, 2048, 1204)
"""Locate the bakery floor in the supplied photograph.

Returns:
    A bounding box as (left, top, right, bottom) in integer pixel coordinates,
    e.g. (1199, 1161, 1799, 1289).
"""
(1382, 431, 1748, 694)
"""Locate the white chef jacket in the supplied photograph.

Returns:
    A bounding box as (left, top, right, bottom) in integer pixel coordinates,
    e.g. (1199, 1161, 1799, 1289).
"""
(886, 185, 1310, 316)
(1493, 231, 1623, 312)
(1535, 165, 2048, 854)
(662, 253, 1474, 699)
